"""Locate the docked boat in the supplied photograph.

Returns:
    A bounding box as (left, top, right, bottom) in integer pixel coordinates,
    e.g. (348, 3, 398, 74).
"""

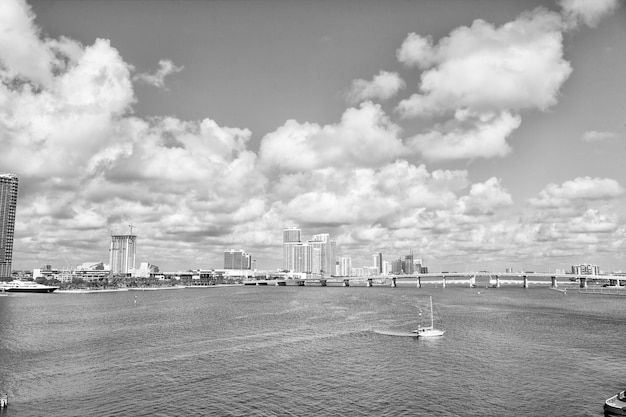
(0, 280, 59, 293)
(605, 390, 626, 416)
(413, 296, 445, 338)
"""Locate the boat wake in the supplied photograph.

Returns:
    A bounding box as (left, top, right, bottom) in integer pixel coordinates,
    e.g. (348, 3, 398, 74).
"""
(372, 329, 416, 338)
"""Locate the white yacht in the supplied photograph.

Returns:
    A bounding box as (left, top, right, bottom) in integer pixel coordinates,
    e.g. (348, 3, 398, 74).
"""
(0, 280, 59, 293)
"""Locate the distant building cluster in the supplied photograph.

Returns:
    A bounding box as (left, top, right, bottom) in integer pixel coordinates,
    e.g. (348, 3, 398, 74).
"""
(223, 249, 252, 270)
(571, 263, 600, 276)
(282, 227, 336, 277)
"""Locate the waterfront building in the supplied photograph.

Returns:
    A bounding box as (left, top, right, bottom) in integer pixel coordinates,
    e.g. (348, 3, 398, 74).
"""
(373, 252, 383, 274)
(571, 264, 600, 276)
(391, 258, 403, 275)
(309, 233, 336, 277)
(0, 173, 18, 277)
(109, 234, 137, 275)
(383, 261, 391, 275)
(339, 257, 352, 276)
(403, 253, 414, 274)
(224, 249, 252, 270)
(282, 227, 301, 271)
(292, 243, 312, 273)
(134, 262, 160, 278)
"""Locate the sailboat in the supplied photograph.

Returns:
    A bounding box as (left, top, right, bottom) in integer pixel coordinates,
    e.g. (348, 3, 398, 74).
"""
(413, 296, 444, 338)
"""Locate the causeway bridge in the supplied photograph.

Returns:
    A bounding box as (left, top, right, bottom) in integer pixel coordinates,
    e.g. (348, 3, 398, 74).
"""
(243, 272, 626, 289)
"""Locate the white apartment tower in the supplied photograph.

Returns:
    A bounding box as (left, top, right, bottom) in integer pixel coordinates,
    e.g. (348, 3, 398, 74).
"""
(0, 173, 18, 277)
(339, 257, 352, 277)
(309, 233, 336, 277)
(282, 227, 301, 271)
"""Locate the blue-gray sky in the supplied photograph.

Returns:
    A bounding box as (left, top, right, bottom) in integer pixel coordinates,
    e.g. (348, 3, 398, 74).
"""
(1, 0, 625, 272)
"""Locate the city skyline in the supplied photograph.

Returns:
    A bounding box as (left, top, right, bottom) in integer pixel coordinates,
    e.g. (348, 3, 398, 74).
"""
(1, 0, 625, 273)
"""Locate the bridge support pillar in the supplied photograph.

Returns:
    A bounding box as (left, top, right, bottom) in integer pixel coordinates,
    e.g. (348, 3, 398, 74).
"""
(523, 276, 529, 288)
(442, 276, 446, 288)
(551, 276, 557, 288)
(343, 279, 350, 287)
(417, 276, 421, 288)
(390, 277, 396, 288)
(366, 278, 373, 287)
(580, 277, 587, 288)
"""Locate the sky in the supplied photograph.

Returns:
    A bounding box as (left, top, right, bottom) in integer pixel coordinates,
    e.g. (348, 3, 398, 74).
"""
(1, 0, 625, 273)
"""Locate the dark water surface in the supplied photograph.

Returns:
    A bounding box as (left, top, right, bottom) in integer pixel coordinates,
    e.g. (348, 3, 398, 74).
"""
(0, 286, 624, 416)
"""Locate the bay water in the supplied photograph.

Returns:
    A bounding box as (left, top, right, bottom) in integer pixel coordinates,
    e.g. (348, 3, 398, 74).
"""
(0, 284, 624, 416)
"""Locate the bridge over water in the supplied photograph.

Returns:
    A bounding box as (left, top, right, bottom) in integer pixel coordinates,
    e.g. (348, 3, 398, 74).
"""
(244, 272, 625, 289)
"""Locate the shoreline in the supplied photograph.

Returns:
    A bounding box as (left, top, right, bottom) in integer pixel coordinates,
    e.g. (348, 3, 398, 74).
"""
(55, 284, 243, 294)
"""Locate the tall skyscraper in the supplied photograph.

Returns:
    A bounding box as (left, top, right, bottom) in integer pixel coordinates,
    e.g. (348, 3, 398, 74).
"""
(0, 173, 18, 277)
(224, 249, 252, 270)
(109, 234, 137, 275)
(282, 227, 301, 271)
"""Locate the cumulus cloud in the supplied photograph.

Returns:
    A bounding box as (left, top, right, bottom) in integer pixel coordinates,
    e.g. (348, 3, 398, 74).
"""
(529, 177, 624, 208)
(559, 0, 619, 28)
(396, 9, 570, 118)
(134, 59, 184, 89)
(258, 101, 405, 172)
(346, 70, 405, 104)
(458, 177, 513, 215)
(0, 0, 55, 86)
(407, 111, 521, 161)
(395, 7, 573, 161)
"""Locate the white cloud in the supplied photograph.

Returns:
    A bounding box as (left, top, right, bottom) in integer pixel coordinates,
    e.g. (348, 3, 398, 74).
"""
(407, 111, 521, 161)
(458, 177, 513, 215)
(529, 177, 624, 208)
(259, 102, 405, 172)
(346, 71, 405, 104)
(397, 9, 570, 118)
(134, 59, 184, 89)
(396, 33, 436, 69)
(559, 0, 619, 28)
(566, 209, 618, 233)
(0, 0, 55, 86)
(394, 7, 573, 162)
(582, 130, 617, 142)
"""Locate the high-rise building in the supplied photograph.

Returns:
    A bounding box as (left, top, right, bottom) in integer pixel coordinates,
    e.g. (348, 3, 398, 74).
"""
(282, 227, 301, 271)
(571, 264, 600, 275)
(292, 243, 312, 273)
(373, 252, 383, 274)
(109, 234, 137, 275)
(339, 257, 352, 276)
(404, 253, 414, 274)
(309, 233, 336, 276)
(224, 249, 252, 270)
(0, 173, 18, 277)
